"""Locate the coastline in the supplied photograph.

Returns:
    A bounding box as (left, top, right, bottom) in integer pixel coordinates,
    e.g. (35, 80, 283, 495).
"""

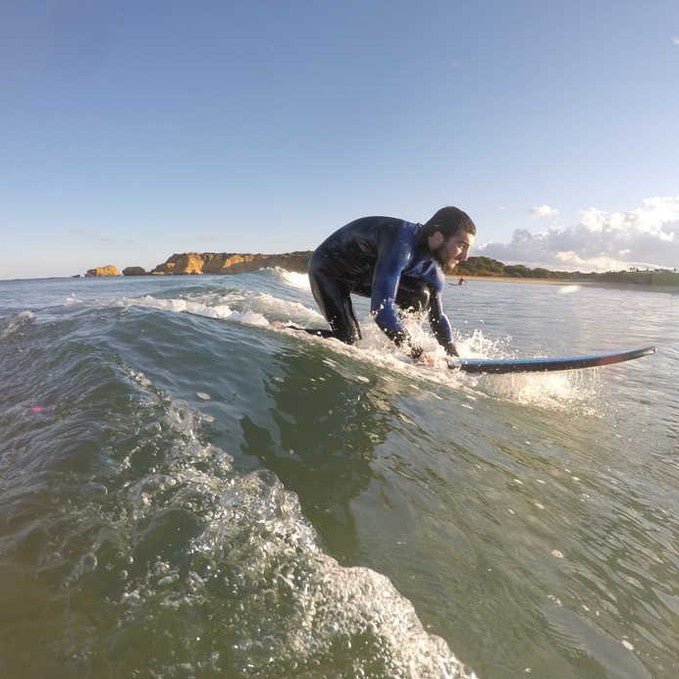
(456, 275, 584, 286)
(455, 275, 678, 294)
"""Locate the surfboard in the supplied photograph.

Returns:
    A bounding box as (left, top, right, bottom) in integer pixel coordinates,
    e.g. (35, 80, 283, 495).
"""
(283, 327, 656, 375)
(448, 346, 656, 374)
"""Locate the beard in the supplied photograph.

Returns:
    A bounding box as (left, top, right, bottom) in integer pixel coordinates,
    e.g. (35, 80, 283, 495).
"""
(432, 243, 456, 271)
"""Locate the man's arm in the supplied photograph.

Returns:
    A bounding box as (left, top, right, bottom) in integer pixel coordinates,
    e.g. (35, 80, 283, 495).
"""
(369, 238, 423, 357)
(428, 289, 458, 357)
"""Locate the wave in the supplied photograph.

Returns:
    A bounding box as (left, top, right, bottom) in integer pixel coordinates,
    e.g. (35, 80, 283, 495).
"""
(0, 302, 475, 677)
(106, 378, 474, 677)
(0, 310, 35, 339)
(119, 283, 598, 414)
(268, 266, 311, 291)
(1, 269, 675, 677)
(123, 288, 324, 327)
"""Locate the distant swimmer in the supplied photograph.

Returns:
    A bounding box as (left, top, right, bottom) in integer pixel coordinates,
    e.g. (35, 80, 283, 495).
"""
(458, 277, 465, 285)
(307, 206, 476, 359)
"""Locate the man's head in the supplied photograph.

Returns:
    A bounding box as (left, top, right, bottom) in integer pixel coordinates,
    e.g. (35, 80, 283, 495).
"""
(423, 206, 476, 270)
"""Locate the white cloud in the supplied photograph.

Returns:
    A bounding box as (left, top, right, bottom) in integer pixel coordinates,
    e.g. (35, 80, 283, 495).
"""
(673, 37, 679, 46)
(530, 205, 559, 218)
(480, 196, 679, 272)
(553, 251, 630, 271)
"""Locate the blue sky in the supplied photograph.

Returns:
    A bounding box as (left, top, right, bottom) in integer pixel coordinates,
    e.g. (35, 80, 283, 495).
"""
(2, 0, 679, 278)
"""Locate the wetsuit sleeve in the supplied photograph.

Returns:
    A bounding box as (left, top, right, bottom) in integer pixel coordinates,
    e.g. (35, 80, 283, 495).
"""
(369, 233, 421, 356)
(428, 288, 458, 357)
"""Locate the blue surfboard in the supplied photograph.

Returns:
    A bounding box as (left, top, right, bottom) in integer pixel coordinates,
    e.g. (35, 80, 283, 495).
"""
(448, 346, 656, 374)
(283, 327, 656, 375)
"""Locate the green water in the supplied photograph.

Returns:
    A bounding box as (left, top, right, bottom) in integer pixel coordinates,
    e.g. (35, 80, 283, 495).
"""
(0, 273, 676, 677)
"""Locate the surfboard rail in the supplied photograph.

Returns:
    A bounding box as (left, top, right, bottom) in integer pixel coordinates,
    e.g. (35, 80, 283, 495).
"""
(448, 346, 657, 374)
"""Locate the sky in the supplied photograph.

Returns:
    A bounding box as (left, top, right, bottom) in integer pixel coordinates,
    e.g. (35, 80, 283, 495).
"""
(1, 0, 679, 279)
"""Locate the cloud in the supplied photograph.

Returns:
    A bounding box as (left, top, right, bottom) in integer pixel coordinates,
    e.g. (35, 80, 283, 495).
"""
(530, 205, 559, 218)
(480, 196, 679, 272)
(674, 37, 679, 46)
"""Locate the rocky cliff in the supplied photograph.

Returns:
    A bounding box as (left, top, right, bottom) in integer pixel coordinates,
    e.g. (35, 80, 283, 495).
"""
(150, 251, 311, 275)
(122, 266, 147, 276)
(86, 265, 119, 277)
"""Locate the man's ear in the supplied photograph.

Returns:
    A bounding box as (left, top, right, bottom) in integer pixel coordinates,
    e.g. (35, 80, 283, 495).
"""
(428, 231, 444, 249)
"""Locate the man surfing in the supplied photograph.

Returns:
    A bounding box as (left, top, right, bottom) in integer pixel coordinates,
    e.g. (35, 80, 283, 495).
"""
(304, 206, 476, 359)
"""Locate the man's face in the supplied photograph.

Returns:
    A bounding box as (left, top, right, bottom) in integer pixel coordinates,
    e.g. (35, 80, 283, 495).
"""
(429, 231, 475, 270)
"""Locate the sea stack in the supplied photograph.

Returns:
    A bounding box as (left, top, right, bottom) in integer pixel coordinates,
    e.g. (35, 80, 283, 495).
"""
(122, 266, 147, 276)
(85, 265, 120, 277)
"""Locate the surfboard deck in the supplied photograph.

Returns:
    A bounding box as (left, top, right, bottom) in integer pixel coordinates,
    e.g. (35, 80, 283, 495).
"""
(448, 346, 656, 374)
(283, 326, 656, 375)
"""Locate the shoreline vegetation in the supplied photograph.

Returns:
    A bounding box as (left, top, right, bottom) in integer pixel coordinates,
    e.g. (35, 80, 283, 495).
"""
(81, 251, 678, 291)
(453, 255, 679, 291)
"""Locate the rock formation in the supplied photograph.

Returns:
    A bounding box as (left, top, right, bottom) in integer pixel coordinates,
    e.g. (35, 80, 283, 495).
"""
(122, 266, 147, 276)
(86, 265, 119, 277)
(150, 251, 311, 275)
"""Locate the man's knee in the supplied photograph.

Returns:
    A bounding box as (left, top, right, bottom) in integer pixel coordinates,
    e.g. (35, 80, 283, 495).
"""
(334, 323, 361, 345)
(308, 269, 360, 344)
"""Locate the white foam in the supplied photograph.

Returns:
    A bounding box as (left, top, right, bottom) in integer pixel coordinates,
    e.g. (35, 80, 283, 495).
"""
(106, 371, 476, 677)
(124, 290, 322, 329)
(442, 328, 599, 412)
(65, 293, 82, 305)
(0, 310, 35, 339)
(124, 294, 270, 327)
(558, 285, 582, 295)
(478, 366, 599, 412)
(276, 312, 601, 414)
(281, 315, 472, 394)
(273, 267, 311, 291)
(240, 291, 323, 324)
(130, 295, 235, 319)
(125, 293, 598, 413)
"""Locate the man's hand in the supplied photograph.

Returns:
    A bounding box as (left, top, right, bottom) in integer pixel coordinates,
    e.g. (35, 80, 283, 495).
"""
(414, 351, 438, 366)
(445, 341, 459, 357)
(410, 345, 441, 366)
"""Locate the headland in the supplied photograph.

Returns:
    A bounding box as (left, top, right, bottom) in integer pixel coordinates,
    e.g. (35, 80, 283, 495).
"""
(81, 252, 678, 292)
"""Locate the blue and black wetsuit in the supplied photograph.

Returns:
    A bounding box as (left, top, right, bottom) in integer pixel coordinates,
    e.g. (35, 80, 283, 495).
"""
(308, 216, 457, 357)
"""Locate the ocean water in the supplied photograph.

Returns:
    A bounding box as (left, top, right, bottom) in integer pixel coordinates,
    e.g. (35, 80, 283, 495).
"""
(0, 271, 677, 678)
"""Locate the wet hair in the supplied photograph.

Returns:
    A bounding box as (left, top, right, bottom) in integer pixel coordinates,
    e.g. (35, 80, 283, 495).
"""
(422, 206, 476, 239)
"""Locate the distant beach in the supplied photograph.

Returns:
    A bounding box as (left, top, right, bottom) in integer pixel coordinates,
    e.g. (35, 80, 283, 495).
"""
(457, 275, 586, 285)
(456, 275, 679, 294)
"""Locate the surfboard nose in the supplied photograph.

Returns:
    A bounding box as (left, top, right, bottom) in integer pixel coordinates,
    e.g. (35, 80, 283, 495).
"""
(449, 345, 658, 375)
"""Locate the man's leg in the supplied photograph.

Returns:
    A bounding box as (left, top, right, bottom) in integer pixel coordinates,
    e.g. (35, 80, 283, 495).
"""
(308, 269, 362, 344)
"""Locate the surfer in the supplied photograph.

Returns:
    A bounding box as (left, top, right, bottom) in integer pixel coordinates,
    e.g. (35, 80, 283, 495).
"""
(307, 206, 476, 359)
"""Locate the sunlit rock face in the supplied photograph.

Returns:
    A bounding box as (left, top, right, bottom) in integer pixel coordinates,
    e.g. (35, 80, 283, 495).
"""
(150, 251, 312, 275)
(86, 265, 120, 277)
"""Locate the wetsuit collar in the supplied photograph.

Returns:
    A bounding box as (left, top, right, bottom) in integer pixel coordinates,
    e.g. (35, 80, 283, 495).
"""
(413, 222, 446, 273)
(414, 222, 429, 252)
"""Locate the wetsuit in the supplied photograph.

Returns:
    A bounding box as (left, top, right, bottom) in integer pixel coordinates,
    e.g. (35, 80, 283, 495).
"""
(308, 216, 457, 357)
